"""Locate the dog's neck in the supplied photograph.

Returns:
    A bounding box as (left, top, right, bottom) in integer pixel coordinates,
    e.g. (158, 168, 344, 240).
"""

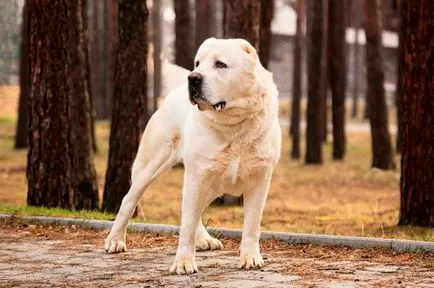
(196, 64, 278, 139)
(196, 94, 273, 141)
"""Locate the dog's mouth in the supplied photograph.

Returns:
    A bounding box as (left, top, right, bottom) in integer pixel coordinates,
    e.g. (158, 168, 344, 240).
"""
(190, 95, 226, 112)
(212, 101, 226, 111)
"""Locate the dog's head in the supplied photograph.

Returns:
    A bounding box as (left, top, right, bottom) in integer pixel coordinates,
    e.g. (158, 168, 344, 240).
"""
(188, 38, 266, 114)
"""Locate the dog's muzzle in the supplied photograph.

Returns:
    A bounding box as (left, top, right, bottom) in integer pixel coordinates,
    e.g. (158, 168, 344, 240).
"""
(188, 72, 203, 104)
(188, 72, 226, 111)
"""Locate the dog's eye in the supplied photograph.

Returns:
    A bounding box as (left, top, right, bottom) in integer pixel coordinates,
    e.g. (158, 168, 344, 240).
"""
(215, 61, 227, 69)
(195, 61, 200, 67)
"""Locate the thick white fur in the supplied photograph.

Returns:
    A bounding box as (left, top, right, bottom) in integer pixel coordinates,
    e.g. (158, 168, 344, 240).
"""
(104, 38, 281, 275)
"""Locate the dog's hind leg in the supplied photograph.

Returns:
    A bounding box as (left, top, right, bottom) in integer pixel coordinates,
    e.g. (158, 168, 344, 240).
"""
(105, 115, 181, 253)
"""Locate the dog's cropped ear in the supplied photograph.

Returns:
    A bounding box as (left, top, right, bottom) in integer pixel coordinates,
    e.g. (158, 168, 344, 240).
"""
(236, 39, 257, 57)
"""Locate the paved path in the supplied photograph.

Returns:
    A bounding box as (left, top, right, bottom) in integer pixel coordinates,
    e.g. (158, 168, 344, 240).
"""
(0, 222, 433, 287)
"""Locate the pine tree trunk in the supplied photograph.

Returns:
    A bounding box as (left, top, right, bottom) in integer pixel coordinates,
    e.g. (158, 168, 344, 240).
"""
(195, 0, 216, 51)
(305, 0, 324, 164)
(363, 0, 394, 170)
(27, 0, 98, 209)
(328, 0, 346, 159)
(395, 12, 404, 154)
(319, 0, 329, 144)
(82, 0, 98, 153)
(259, 0, 274, 68)
(103, 0, 117, 118)
(68, 0, 99, 210)
(28, 0, 72, 208)
(220, 0, 261, 205)
(102, 0, 148, 213)
(398, 0, 434, 227)
(351, 0, 361, 118)
(223, 0, 260, 50)
(174, 0, 193, 70)
(15, 0, 29, 149)
(89, 0, 111, 120)
(153, 0, 162, 112)
(290, 0, 304, 159)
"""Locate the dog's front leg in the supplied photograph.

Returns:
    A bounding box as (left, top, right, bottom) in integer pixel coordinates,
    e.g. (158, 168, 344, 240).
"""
(170, 175, 207, 275)
(239, 170, 272, 269)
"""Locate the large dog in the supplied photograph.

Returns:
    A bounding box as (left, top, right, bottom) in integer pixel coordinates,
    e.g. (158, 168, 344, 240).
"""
(104, 38, 282, 275)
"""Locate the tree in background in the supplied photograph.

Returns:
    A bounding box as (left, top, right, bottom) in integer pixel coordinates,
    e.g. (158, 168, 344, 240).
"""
(363, 0, 394, 170)
(328, 0, 346, 159)
(88, 0, 114, 120)
(290, 0, 304, 159)
(223, 0, 260, 50)
(15, 0, 29, 149)
(153, 0, 162, 112)
(104, 0, 117, 118)
(351, 0, 362, 118)
(195, 0, 216, 51)
(319, 0, 328, 143)
(395, 1, 403, 154)
(220, 0, 261, 205)
(81, 0, 98, 153)
(259, 0, 274, 68)
(398, 0, 434, 226)
(0, 1, 20, 85)
(305, 0, 325, 164)
(174, 0, 193, 70)
(27, 0, 98, 209)
(102, 0, 149, 213)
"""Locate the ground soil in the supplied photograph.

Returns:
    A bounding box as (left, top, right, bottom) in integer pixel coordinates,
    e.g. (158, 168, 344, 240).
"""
(0, 220, 433, 287)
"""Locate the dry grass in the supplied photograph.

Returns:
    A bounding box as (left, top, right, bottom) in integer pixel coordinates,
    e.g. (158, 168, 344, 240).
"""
(279, 98, 398, 126)
(1, 219, 432, 264)
(0, 85, 432, 242)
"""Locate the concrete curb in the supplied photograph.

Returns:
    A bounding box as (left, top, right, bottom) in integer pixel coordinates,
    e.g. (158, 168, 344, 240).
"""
(1, 214, 433, 253)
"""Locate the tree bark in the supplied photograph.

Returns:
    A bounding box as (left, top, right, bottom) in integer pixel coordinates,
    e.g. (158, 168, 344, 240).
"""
(153, 0, 162, 113)
(195, 0, 216, 51)
(89, 0, 111, 120)
(27, 0, 98, 209)
(398, 0, 434, 227)
(363, 0, 394, 170)
(103, 0, 117, 118)
(305, 0, 325, 164)
(15, 0, 29, 149)
(290, 0, 304, 159)
(223, 0, 260, 51)
(174, 0, 193, 70)
(82, 0, 98, 153)
(395, 9, 403, 154)
(68, 0, 99, 210)
(319, 0, 329, 143)
(351, 0, 361, 118)
(351, 33, 361, 118)
(102, 0, 149, 213)
(328, 0, 346, 159)
(259, 0, 274, 68)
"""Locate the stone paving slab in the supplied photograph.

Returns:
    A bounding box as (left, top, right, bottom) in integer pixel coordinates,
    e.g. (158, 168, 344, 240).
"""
(0, 222, 434, 287)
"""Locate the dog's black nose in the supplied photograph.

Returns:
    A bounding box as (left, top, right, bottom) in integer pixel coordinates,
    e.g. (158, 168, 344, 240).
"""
(188, 72, 203, 90)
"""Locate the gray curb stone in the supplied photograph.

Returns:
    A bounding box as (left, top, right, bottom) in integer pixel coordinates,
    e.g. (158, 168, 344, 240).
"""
(1, 213, 433, 253)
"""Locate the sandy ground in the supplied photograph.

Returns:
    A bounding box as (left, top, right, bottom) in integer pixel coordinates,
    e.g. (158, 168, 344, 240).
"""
(0, 220, 433, 288)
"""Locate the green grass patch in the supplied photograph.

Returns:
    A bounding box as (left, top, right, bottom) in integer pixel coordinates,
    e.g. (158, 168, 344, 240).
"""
(0, 204, 116, 221)
(0, 115, 16, 125)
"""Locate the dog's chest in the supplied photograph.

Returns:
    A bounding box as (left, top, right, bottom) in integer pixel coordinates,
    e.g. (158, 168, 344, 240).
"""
(211, 141, 271, 188)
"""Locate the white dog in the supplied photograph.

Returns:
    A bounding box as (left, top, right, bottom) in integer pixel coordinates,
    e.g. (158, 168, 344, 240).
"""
(104, 38, 281, 275)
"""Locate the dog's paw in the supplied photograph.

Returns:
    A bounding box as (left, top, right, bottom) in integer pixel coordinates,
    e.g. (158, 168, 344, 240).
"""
(170, 257, 198, 275)
(239, 251, 264, 269)
(196, 236, 223, 251)
(104, 233, 126, 253)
